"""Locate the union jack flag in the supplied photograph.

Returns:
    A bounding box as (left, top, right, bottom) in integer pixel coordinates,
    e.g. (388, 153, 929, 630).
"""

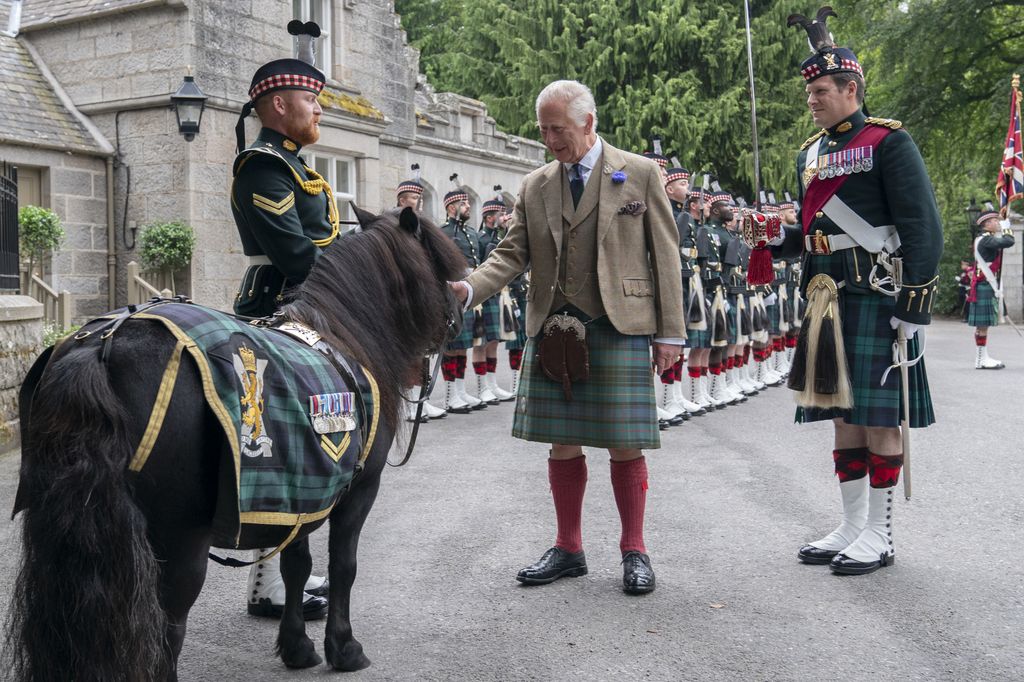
(996, 81, 1024, 213)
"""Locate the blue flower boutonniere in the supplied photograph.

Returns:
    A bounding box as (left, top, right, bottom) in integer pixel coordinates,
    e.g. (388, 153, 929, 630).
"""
(611, 171, 627, 184)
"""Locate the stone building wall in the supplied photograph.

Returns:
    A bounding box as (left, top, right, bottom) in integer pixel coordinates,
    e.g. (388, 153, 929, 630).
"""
(2, 144, 109, 319)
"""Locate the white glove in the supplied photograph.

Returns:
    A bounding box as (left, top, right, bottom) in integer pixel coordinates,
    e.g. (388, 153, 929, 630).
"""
(889, 316, 921, 339)
(763, 292, 778, 306)
(767, 233, 785, 246)
(724, 300, 732, 313)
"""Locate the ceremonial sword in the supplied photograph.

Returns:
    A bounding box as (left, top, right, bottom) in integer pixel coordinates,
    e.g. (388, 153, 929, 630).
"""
(897, 327, 912, 500)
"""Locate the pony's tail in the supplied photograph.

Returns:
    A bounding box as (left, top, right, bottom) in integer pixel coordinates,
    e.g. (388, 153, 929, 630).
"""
(7, 344, 167, 682)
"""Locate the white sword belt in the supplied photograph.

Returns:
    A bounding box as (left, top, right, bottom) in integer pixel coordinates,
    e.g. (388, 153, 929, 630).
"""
(803, 195, 902, 256)
(247, 255, 272, 266)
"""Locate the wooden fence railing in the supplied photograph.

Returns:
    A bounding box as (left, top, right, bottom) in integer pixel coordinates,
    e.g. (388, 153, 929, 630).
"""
(22, 271, 71, 329)
(127, 261, 172, 305)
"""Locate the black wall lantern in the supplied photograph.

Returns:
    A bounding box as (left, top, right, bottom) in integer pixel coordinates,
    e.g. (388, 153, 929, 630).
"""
(965, 197, 981, 237)
(171, 70, 208, 142)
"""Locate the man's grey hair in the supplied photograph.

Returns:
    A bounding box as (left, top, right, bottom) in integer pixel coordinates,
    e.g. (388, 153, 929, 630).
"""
(535, 80, 598, 131)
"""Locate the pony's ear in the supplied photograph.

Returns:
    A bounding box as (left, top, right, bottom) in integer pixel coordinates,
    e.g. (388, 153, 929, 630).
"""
(351, 202, 377, 229)
(398, 206, 421, 237)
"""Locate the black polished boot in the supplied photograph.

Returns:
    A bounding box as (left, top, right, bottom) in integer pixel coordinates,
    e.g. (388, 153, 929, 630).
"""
(516, 547, 588, 585)
(621, 551, 656, 594)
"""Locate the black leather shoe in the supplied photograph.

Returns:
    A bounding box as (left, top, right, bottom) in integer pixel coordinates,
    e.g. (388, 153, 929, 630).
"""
(516, 547, 588, 585)
(305, 577, 330, 598)
(797, 544, 839, 564)
(658, 420, 670, 431)
(830, 551, 894, 576)
(247, 593, 328, 620)
(621, 551, 656, 594)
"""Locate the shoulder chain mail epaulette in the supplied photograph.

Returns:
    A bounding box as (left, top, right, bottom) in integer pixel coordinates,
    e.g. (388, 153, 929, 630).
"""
(865, 117, 903, 130)
(800, 129, 827, 150)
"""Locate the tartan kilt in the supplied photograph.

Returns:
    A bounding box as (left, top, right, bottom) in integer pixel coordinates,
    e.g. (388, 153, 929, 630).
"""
(480, 296, 503, 342)
(505, 289, 529, 350)
(512, 316, 659, 449)
(446, 308, 477, 350)
(966, 281, 999, 327)
(766, 303, 781, 335)
(726, 293, 739, 344)
(796, 291, 935, 429)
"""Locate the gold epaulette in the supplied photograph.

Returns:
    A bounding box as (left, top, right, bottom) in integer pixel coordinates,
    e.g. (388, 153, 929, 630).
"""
(800, 129, 827, 150)
(865, 117, 903, 130)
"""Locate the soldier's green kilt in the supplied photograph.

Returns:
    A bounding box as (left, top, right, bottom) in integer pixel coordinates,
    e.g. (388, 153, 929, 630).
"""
(796, 291, 934, 428)
(506, 288, 528, 351)
(688, 326, 712, 348)
(966, 281, 999, 327)
(726, 293, 739, 344)
(766, 303, 781, 335)
(512, 317, 659, 449)
(446, 308, 476, 351)
(481, 296, 503, 342)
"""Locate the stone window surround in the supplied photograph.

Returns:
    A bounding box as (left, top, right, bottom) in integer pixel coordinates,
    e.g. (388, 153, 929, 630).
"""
(305, 150, 356, 221)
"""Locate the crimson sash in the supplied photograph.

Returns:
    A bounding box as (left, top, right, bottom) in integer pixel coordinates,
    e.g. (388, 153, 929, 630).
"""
(801, 124, 895, 234)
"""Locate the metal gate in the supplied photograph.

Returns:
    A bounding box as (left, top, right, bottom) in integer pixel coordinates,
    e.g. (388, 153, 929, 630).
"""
(0, 162, 18, 291)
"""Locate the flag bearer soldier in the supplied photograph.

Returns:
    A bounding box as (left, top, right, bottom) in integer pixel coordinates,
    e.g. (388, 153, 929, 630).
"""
(396, 166, 449, 421)
(452, 80, 685, 593)
(769, 195, 799, 377)
(473, 189, 517, 402)
(731, 205, 767, 394)
(230, 21, 333, 619)
(966, 210, 1015, 369)
(440, 178, 487, 413)
(687, 185, 725, 410)
(777, 7, 941, 575)
(663, 163, 706, 418)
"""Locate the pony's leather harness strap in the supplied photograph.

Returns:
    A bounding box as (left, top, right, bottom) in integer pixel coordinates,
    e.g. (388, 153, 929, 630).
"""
(73, 296, 191, 361)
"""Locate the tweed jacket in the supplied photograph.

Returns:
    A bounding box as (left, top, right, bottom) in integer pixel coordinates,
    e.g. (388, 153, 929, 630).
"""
(465, 139, 685, 339)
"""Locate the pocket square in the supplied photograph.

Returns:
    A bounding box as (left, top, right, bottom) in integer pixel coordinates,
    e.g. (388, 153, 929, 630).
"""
(617, 200, 647, 216)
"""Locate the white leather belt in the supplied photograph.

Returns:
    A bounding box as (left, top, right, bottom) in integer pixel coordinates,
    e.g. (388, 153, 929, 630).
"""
(820, 195, 901, 254)
(247, 255, 272, 266)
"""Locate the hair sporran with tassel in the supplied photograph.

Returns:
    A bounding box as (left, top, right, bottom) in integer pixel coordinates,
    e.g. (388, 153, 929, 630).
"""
(711, 287, 729, 347)
(786, 274, 853, 409)
(687, 271, 708, 331)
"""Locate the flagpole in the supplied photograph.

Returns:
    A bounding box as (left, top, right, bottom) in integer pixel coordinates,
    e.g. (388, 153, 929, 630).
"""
(743, 0, 761, 210)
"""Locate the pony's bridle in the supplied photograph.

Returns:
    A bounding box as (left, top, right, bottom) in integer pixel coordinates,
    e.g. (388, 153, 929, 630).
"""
(388, 284, 463, 467)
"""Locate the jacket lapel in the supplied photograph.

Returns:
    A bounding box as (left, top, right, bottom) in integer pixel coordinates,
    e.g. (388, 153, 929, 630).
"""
(540, 161, 564, 258)
(597, 142, 628, 245)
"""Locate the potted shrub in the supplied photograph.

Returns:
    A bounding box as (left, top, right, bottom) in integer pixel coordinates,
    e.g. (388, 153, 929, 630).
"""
(139, 220, 196, 293)
(18, 205, 65, 283)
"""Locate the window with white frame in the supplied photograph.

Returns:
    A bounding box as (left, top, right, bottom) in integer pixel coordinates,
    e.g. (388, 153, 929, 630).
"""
(308, 153, 356, 223)
(292, 0, 332, 79)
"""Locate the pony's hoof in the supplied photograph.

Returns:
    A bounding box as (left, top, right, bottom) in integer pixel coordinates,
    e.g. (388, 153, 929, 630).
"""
(325, 638, 371, 672)
(278, 637, 322, 669)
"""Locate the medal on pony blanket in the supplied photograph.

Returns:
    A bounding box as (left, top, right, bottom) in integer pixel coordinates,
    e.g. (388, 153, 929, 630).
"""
(309, 392, 357, 433)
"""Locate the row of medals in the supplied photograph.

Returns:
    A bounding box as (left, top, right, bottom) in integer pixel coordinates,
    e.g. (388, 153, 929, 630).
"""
(310, 392, 357, 434)
(816, 146, 874, 180)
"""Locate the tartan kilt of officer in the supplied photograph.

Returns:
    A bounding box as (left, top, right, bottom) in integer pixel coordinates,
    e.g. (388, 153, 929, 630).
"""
(966, 281, 1000, 327)
(446, 307, 477, 351)
(505, 288, 528, 350)
(512, 316, 659, 449)
(480, 295, 503, 342)
(796, 290, 935, 429)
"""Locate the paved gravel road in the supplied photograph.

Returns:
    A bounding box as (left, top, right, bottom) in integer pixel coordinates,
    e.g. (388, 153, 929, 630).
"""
(1, 318, 1020, 681)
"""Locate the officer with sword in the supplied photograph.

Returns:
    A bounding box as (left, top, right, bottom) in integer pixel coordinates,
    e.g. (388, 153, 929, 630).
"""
(759, 6, 942, 576)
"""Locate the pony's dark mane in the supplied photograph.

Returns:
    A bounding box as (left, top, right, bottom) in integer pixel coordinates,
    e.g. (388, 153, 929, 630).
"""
(283, 210, 465, 429)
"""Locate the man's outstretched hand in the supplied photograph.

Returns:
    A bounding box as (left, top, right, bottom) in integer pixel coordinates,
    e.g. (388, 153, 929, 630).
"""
(652, 341, 682, 375)
(450, 281, 470, 305)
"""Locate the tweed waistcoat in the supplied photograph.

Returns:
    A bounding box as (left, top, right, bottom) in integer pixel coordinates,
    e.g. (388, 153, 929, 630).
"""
(550, 163, 606, 319)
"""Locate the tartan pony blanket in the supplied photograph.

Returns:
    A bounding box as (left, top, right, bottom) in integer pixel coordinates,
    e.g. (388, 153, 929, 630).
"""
(76, 300, 379, 549)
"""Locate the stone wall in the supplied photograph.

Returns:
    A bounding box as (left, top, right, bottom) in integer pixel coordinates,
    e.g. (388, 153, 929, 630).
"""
(1002, 218, 1022, 320)
(0, 296, 43, 453)
(3, 144, 109, 322)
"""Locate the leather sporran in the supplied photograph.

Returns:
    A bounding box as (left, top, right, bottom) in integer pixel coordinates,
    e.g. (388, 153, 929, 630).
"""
(537, 313, 590, 401)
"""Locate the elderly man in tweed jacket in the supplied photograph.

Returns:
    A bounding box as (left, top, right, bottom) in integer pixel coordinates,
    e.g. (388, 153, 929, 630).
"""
(452, 80, 684, 594)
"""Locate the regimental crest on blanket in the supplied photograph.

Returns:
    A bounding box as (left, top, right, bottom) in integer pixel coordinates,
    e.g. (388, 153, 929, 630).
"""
(234, 343, 274, 458)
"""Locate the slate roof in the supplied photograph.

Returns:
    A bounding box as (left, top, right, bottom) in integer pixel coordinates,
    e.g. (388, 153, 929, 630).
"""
(0, 33, 106, 154)
(20, 0, 162, 29)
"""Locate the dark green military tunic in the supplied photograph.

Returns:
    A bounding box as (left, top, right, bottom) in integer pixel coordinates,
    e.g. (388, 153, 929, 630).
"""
(775, 109, 942, 428)
(711, 219, 742, 344)
(477, 226, 506, 342)
(690, 217, 723, 349)
(231, 127, 340, 317)
(441, 217, 480, 350)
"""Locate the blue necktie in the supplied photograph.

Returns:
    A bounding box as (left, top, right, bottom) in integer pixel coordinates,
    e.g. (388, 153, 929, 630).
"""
(569, 163, 585, 209)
